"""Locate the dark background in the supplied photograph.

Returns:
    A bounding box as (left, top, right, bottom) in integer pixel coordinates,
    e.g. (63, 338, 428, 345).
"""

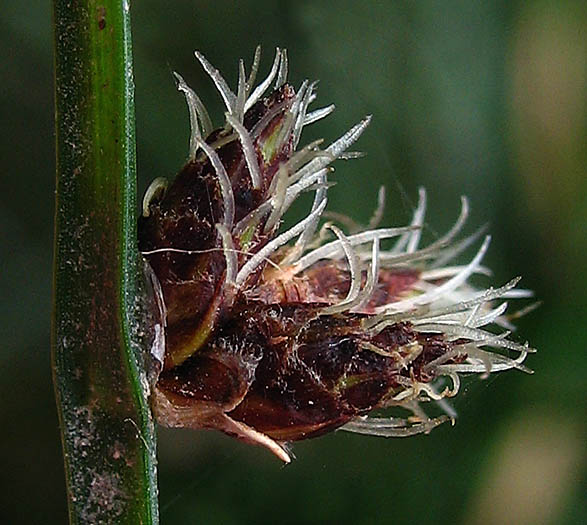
(2, 1, 585, 523)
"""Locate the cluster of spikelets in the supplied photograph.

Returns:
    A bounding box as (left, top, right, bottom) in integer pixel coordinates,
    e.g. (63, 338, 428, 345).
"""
(140, 47, 534, 463)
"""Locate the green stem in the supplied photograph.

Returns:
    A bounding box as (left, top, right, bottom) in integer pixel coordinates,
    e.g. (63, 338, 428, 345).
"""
(52, 1, 159, 522)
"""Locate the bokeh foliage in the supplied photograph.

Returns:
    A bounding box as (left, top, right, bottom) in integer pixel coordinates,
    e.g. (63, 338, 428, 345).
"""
(1, 1, 585, 523)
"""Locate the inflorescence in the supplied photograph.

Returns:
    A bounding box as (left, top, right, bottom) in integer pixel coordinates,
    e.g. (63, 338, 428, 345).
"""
(139, 47, 535, 463)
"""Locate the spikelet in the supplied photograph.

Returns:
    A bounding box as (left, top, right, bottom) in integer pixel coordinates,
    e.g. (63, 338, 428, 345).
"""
(139, 48, 535, 463)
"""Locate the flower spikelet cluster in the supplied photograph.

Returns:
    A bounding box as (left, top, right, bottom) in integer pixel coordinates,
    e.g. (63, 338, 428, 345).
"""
(139, 48, 534, 462)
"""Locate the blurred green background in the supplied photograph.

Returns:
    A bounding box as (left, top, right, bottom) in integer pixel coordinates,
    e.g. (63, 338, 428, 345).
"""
(1, 1, 585, 523)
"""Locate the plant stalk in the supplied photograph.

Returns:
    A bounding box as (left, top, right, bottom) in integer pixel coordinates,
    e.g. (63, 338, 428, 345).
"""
(52, 0, 159, 522)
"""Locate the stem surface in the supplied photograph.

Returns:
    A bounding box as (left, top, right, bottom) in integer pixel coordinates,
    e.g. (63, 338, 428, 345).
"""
(52, 1, 159, 522)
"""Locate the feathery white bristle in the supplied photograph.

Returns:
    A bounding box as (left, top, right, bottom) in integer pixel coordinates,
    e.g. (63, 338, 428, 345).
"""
(173, 72, 203, 159)
(430, 223, 487, 270)
(173, 72, 213, 138)
(437, 349, 531, 375)
(284, 139, 327, 174)
(194, 50, 237, 114)
(354, 236, 381, 311)
(502, 288, 534, 299)
(304, 105, 336, 126)
(196, 137, 235, 228)
(420, 265, 492, 281)
(282, 168, 331, 213)
(290, 170, 328, 257)
(290, 115, 371, 184)
(327, 115, 372, 156)
(471, 301, 509, 328)
(264, 165, 289, 232)
(225, 113, 262, 189)
(275, 48, 288, 88)
(234, 59, 247, 122)
(246, 46, 262, 97)
(400, 195, 470, 262)
(406, 187, 427, 253)
(320, 226, 362, 315)
(390, 188, 427, 255)
(367, 186, 386, 230)
(142, 177, 168, 217)
(293, 81, 318, 147)
(216, 223, 237, 287)
(245, 48, 281, 112)
(340, 415, 450, 437)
